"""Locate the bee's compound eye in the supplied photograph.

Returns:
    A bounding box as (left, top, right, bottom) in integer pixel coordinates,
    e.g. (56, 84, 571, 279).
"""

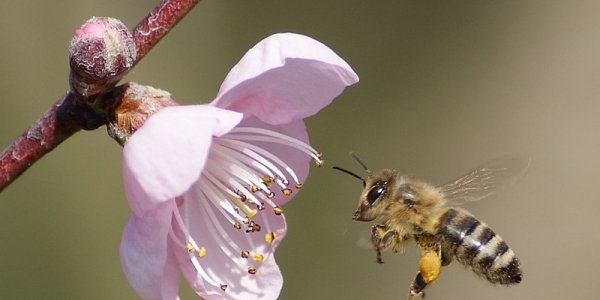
(366, 184, 386, 205)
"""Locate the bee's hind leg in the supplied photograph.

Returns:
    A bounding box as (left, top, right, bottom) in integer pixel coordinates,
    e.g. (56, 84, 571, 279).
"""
(407, 249, 442, 300)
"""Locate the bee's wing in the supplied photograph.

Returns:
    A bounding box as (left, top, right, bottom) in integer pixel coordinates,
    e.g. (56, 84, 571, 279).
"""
(438, 155, 530, 205)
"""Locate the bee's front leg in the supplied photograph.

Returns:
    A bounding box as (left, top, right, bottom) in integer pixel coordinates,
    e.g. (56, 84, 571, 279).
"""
(370, 224, 402, 264)
(407, 249, 442, 300)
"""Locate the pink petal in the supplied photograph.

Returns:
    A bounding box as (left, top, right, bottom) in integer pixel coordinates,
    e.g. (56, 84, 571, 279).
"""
(123, 105, 242, 216)
(172, 187, 286, 299)
(120, 201, 179, 300)
(211, 33, 359, 125)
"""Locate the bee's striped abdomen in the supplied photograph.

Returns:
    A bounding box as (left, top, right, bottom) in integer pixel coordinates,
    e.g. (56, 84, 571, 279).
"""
(438, 208, 522, 285)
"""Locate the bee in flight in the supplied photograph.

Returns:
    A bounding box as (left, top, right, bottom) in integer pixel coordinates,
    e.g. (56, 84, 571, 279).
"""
(334, 153, 529, 300)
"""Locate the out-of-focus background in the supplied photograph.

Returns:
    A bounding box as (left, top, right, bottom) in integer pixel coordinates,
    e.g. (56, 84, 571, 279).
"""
(1, 1, 599, 299)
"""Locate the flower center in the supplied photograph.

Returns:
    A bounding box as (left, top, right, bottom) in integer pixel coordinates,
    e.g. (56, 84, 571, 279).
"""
(170, 126, 323, 293)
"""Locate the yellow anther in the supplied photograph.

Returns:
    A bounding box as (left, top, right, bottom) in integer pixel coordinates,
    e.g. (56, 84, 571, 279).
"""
(282, 188, 292, 196)
(198, 247, 206, 258)
(220, 284, 228, 292)
(294, 182, 303, 189)
(253, 254, 264, 262)
(234, 222, 242, 230)
(273, 206, 283, 215)
(263, 175, 273, 184)
(186, 243, 195, 253)
(250, 185, 260, 193)
(241, 250, 250, 258)
(248, 267, 257, 275)
(265, 232, 276, 244)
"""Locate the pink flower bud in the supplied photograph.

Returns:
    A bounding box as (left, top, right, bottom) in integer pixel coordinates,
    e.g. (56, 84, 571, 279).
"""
(69, 17, 136, 98)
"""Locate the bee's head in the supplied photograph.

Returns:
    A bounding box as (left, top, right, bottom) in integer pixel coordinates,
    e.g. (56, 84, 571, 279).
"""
(333, 152, 398, 222)
(351, 169, 398, 222)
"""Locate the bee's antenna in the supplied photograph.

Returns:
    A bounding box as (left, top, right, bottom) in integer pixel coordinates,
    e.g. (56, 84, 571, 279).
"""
(349, 152, 372, 175)
(332, 166, 366, 186)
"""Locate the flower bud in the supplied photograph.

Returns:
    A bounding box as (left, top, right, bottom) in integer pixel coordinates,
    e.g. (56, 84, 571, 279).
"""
(69, 17, 136, 98)
(106, 83, 179, 146)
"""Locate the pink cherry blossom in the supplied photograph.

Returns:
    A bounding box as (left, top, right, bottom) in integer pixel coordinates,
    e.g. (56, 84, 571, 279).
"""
(119, 33, 358, 300)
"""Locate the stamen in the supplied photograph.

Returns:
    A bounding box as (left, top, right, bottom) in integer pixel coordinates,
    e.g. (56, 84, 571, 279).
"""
(210, 149, 273, 194)
(263, 175, 274, 185)
(169, 211, 220, 289)
(273, 206, 283, 215)
(228, 193, 258, 218)
(198, 247, 206, 258)
(186, 243, 195, 253)
(203, 171, 258, 218)
(198, 195, 246, 260)
(168, 227, 188, 250)
(229, 127, 322, 161)
(265, 232, 276, 244)
(218, 138, 301, 185)
(248, 267, 257, 275)
(253, 254, 264, 262)
(198, 179, 245, 223)
(215, 141, 289, 186)
(204, 161, 266, 207)
(241, 250, 250, 258)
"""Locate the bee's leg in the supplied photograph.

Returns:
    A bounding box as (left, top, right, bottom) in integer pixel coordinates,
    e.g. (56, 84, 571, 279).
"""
(370, 224, 400, 264)
(407, 250, 442, 300)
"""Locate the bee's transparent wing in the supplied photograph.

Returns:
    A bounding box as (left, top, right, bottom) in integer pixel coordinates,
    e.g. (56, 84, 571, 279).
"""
(439, 155, 530, 205)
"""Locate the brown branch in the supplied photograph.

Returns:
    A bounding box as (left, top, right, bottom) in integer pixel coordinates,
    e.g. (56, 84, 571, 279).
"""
(132, 0, 201, 65)
(0, 0, 201, 192)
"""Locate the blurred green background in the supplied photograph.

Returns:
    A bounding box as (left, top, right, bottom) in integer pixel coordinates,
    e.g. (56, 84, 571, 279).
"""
(1, 1, 600, 299)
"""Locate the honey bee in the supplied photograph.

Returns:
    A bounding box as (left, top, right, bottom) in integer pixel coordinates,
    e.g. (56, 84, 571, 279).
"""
(334, 153, 529, 300)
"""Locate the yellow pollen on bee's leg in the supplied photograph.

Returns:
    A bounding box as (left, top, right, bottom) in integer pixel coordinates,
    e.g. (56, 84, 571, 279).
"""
(419, 251, 442, 283)
(228, 194, 257, 218)
(265, 232, 276, 244)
